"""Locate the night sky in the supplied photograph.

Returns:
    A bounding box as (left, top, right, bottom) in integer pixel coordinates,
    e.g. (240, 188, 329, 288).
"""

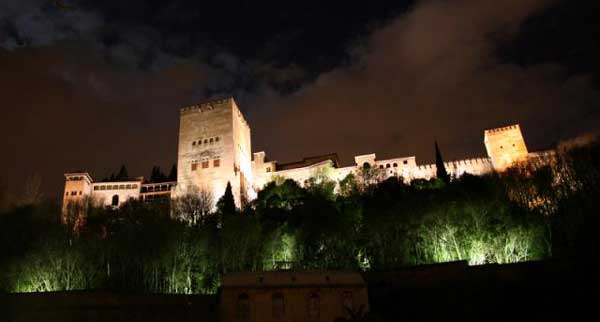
(1, 0, 599, 200)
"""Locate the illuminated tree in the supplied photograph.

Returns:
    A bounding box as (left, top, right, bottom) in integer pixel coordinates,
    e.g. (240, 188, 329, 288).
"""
(172, 186, 213, 225)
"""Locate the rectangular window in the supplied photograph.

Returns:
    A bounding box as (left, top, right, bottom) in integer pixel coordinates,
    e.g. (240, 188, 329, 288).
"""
(79, 191, 82, 195)
(71, 191, 77, 196)
(213, 159, 220, 167)
(266, 167, 271, 173)
(202, 161, 209, 169)
(93, 186, 99, 190)
(191, 163, 198, 171)
(65, 192, 69, 196)
(126, 184, 132, 189)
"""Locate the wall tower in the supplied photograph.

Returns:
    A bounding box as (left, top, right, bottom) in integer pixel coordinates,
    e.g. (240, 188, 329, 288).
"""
(176, 98, 253, 208)
(484, 124, 529, 172)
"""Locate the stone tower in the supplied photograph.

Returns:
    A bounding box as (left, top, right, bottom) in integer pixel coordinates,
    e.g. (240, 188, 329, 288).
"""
(484, 124, 529, 172)
(176, 98, 253, 208)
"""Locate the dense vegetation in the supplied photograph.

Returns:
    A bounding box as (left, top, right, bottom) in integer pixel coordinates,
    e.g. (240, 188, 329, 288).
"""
(0, 140, 598, 294)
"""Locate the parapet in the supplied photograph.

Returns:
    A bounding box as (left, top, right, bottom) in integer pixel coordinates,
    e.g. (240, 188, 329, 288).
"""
(484, 124, 521, 135)
(180, 97, 233, 114)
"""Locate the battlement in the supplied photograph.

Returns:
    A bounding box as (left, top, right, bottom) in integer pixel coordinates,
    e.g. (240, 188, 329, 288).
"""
(180, 97, 233, 114)
(484, 124, 521, 135)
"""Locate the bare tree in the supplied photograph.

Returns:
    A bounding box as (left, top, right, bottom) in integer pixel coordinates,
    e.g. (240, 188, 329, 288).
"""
(21, 173, 44, 205)
(172, 186, 214, 225)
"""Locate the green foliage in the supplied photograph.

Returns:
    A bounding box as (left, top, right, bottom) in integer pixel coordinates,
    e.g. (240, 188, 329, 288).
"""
(1, 140, 598, 294)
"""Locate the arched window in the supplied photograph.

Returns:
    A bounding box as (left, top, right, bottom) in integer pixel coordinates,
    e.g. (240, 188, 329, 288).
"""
(307, 292, 320, 318)
(362, 162, 370, 169)
(393, 163, 398, 167)
(111, 195, 119, 207)
(272, 292, 285, 318)
(386, 164, 391, 168)
(237, 293, 250, 320)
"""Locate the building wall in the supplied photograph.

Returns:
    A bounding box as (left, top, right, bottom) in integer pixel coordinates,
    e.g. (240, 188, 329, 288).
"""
(62, 173, 93, 214)
(220, 271, 369, 322)
(90, 181, 142, 207)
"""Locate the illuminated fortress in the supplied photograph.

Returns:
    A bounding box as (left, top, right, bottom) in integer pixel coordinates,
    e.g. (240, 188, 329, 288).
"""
(62, 97, 543, 211)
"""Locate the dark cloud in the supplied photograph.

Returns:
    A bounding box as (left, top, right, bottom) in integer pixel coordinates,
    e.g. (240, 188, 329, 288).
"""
(247, 0, 600, 167)
(0, 0, 599, 201)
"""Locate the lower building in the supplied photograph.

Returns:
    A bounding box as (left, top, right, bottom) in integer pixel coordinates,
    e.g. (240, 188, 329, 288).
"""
(220, 271, 369, 322)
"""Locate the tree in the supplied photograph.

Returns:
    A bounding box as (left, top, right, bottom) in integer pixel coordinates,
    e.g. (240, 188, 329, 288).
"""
(21, 173, 43, 205)
(116, 165, 129, 181)
(216, 182, 236, 216)
(435, 140, 450, 184)
(150, 166, 167, 183)
(168, 164, 177, 181)
(172, 186, 213, 225)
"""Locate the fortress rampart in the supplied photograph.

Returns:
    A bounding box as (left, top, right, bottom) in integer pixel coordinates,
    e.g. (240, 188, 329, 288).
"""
(62, 98, 546, 212)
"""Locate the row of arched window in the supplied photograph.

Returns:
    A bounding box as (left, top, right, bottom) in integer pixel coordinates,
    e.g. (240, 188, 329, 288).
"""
(192, 136, 220, 146)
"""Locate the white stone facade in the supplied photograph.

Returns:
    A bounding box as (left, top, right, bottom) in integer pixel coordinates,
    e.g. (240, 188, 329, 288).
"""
(63, 97, 541, 211)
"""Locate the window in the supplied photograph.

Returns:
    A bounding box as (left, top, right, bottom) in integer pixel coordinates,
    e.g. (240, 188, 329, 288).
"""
(272, 293, 285, 318)
(71, 191, 77, 196)
(192, 141, 196, 146)
(213, 159, 220, 167)
(126, 184, 132, 189)
(210, 138, 214, 143)
(363, 162, 370, 169)
(119, 185, 125, 189)
(379, 165, 384, 169)
(215, 137, 220, 142)
(65, 192, 69, 196)
(386, 164, 391, 168)
(192, 163, 198, 171)
(100, 185, 106, 190)
(393, 163, 398, 167)
(500, 145, 504, 149)
(79, 191, 82, 195)
(94, 186, 99, 190)
(307, 292, 320, 318)
(111, 195, 119, 207)
(266, 167, 271, 173)
(403, 160, 408, 165)
(204, 139, 208, 144)
(237, 293, 250, 320)
(132, 184, 138, 189)
(202, 161, 209, 169)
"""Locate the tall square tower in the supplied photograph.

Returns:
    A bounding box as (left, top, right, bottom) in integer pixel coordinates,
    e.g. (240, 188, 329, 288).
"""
(484, 124, 529, 172)
(176, 98, 253, 207)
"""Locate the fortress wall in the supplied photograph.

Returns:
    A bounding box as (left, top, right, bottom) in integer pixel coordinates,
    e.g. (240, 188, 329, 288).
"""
(412, 157, 493, 181)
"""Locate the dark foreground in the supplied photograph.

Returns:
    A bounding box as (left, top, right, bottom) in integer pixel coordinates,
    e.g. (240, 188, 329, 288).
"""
(1, 260, 597, 322)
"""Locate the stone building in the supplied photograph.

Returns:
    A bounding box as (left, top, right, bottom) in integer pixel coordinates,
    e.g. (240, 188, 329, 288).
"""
(220, 271, 369, 322)
(62, 97, 548, 212)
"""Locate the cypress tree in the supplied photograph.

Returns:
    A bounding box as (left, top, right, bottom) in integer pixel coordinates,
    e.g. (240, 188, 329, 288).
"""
(116, 165, 129, 181)
(217, 182, 236, 215)
(435, 140, 450, 183)
(167, 164, 177, 181)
